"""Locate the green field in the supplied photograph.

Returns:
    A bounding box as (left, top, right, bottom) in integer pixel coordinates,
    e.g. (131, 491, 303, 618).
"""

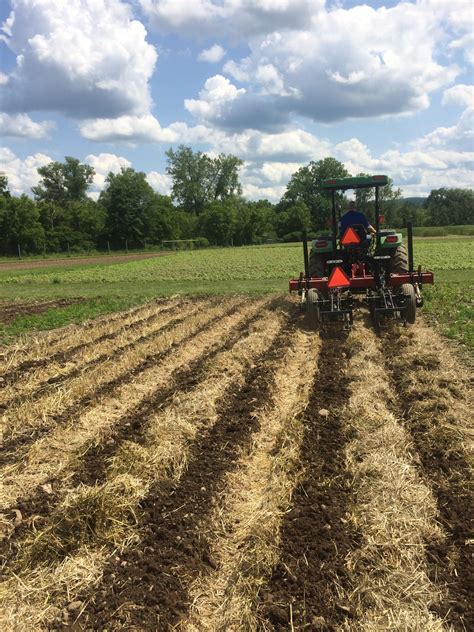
(0, 238, 472, 348)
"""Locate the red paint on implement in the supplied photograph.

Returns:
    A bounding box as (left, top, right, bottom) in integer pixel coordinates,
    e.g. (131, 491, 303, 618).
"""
(289, 271, 434, 291)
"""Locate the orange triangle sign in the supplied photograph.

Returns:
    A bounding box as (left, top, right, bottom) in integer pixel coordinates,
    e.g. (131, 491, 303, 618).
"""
(328, 266, 351, 289)
(341, 226, 361, 246)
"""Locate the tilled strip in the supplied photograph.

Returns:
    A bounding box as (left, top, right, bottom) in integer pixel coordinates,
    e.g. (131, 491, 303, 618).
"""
(72, 314, 296, 631)
(73, 301, 273, 488)
(259, 334, 358, 631)
(0, 299, 184, 396)
(184, 328, 320, 632)
(387, 323, 473, 631)
(0, 299, 215, 458)
(0, 298, 237, 511)
(0, 297, 174, 379)
(342, 324, 445, 630)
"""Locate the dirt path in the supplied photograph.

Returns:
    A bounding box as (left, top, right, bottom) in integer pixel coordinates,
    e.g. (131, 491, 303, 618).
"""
(0, 252, 172, 272)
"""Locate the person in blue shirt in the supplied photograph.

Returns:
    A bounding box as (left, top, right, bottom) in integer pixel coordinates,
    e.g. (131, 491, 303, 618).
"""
(339, 200, 376, 241)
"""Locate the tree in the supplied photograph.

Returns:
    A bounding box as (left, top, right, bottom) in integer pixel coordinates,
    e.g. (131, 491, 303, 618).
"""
(234, 199, 274, 245)
(354, 173, 402, 225)
(280, 158, 349, 230)
(274, 201, 312, 241)
(0, 195, 44, 255)
(199, 198, 238, 246)
(32, 156, 95, 206)
(166, 146, 243, 215)
(0, 174, 10, 198)
(100, 167, 157, 248)
(425, 188, 474, 225)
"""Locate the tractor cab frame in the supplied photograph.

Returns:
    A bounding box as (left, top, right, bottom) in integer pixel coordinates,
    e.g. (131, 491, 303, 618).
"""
(289, 175, 434, 331)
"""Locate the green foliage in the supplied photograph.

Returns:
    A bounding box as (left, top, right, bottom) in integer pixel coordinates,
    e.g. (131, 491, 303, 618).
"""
(274, 200, 312, 240)
(100, 167, 159, 248)
(425, 188, 474, 225)
(279, 157, 349, 230)
(32, 156, 95, 205)
(0, 195, 45, 255)
(0, 174, 10, 198)
(166, 145, 243, 215)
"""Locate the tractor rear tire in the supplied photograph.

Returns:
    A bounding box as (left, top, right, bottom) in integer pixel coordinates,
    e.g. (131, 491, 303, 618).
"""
(401, 283, 416, 324)
(306, 288, 320, 326)
(391, 244, 409, 273)
(309, 252, 326, 278)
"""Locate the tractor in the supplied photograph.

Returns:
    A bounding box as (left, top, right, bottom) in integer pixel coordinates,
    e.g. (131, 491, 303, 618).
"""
(289, 175, 434, 332)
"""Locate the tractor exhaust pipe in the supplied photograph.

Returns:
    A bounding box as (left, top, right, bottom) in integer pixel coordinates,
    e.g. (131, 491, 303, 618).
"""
(407, 221, 414, 272)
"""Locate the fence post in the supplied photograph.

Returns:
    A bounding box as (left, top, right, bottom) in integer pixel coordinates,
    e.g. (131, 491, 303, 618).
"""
(17, 244, 22, 259)
(107, 240, 111, 254)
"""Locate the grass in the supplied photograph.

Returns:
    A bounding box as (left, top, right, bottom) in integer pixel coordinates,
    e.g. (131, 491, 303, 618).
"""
(0, 239, 472, 348)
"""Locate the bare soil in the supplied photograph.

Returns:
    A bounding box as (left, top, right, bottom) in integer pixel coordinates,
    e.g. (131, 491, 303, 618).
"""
(0, 298, 86, 323)
(259, 335, 359, 631)
(0, 299, 471, 632)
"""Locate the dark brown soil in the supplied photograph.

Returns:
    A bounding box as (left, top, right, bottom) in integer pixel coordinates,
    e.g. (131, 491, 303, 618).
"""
(67, 312, 295, 631)
(0, 251, 173, 272)
(259, 335, 358, 631)
(0, 298, 86, 324)
(0, 300, 218, 464)
(390, 353, 474, 631)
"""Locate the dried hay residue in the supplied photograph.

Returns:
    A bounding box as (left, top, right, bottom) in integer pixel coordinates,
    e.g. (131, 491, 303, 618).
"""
(23, 475, 146, 565)
(342, 323, 445, 631)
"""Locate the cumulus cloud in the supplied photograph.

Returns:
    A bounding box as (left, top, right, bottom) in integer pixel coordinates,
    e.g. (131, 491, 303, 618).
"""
(85, 153, 132, 194)
(184, 2, 459, 130)
(198, 44, 225, 63)
(0, 146, 52, 196)
(415, 106, 474, 153)
(184, 75, 245, 122)
(0, 0, 157, 119)
(139, 0, 320, 39)
(0, 112, 54, 138)
(79, 114, 179, 143)
(146, 170, 172, 195)
(442, 84, 474, 108)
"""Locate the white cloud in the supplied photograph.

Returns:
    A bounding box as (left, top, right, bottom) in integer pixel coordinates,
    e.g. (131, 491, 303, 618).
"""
(0, 112, 53, 138)
(0, 146, 52, 196)
(85, 153, 132, 193)
(185, 2, 459, 130)
(0, 73, 8, 85)
(184, 75, 245, 122)
(415, 106, 474, 153)
(79, 114, 178, 143)
(0, 0, 157, 119)
(442, 84, 474, 108)
(198, 44, 225, 63)
(146, 170, 172, 195)
(140, 0, 320, 39)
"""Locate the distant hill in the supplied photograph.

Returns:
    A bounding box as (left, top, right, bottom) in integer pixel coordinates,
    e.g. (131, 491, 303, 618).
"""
(402, 197, 427, 206)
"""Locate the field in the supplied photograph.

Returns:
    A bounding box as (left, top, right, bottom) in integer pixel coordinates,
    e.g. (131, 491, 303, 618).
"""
(0, 240, 472, 631)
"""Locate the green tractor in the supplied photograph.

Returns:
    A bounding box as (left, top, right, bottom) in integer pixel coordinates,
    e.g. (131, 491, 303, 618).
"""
(289, 175, 434, 332)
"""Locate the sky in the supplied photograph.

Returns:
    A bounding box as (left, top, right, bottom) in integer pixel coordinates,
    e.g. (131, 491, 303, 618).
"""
(0, 0, 473, 202)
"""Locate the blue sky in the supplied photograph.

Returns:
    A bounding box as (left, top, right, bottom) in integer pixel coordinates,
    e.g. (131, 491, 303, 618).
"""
(0, 0, 473, 201)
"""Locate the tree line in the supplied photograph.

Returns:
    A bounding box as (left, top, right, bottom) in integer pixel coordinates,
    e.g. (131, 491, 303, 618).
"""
(0, 149, 472, 256)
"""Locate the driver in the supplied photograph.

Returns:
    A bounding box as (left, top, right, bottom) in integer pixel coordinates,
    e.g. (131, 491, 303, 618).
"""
(340, 200, 376, 240)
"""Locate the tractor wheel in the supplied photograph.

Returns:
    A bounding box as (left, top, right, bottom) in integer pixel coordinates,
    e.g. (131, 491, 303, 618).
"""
(391, 244, 409, 273)
(309, 252, 326, 278)
(401, 283, 416, 324)
(306, 288, 320, 326)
